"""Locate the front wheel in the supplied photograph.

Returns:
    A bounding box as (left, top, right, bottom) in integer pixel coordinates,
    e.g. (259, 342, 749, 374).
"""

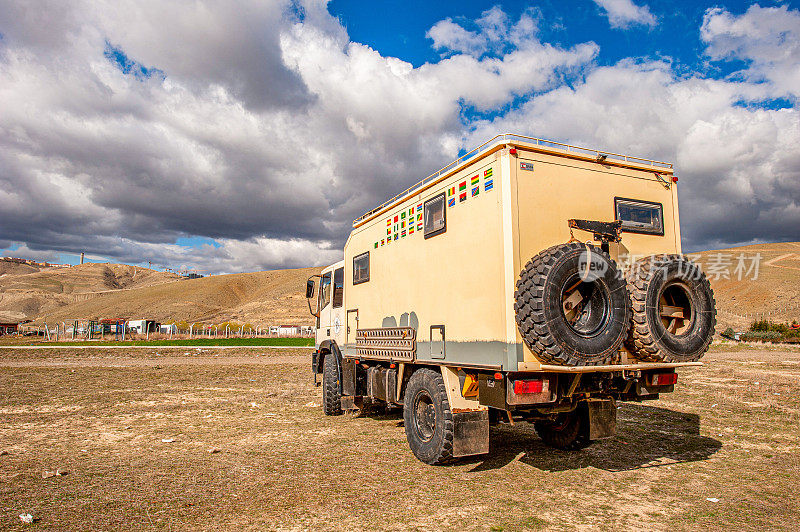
(403, 368, 454, 464)
(322, 352, 342, 416)
(534, 404, 592, 450)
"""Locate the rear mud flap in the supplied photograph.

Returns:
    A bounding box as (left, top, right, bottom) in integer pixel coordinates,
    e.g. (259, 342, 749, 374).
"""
(586, 400, 616, 440)
(453, 410, 489, 457)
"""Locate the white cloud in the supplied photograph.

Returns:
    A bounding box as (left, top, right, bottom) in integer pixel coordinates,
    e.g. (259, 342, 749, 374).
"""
(593, 0, 657, 29)
(426, 6, 540, 57)
(469, 57, 800, 250)
(701, 5, 800, 98)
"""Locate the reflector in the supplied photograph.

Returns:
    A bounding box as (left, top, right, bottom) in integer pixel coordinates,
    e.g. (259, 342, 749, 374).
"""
(513, 379, 543, 394)
(651, 373, 678, 386)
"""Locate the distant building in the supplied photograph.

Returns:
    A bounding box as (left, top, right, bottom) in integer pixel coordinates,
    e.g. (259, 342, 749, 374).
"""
(127, 320, 160, 334)
(160, 324, 177, 334)
(0, 322, 18, 335)
(277, 325, 301, 336)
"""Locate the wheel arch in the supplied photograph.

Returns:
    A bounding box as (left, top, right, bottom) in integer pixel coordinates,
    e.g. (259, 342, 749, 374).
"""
(318, 340, 343, 391)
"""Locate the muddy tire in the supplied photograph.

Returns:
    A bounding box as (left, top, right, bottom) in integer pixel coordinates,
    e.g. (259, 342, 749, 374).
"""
(322, 352, 342, 416)
(534, 404, 592, 450)
(514, 243, 631, 366)
(626, 255, 716, 362)
(403, 368, 454, 465)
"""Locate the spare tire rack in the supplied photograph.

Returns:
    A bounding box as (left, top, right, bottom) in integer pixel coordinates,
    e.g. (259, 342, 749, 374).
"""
(514, 242, 631, 366)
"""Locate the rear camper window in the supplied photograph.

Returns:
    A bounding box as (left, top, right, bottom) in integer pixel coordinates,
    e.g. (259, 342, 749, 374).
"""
(615, 198, 664, 235)
(424, 192, 446, 239)
(319, 272, 332, 308)
(332, 267, 344, 308)
(353, 252, 370, 285)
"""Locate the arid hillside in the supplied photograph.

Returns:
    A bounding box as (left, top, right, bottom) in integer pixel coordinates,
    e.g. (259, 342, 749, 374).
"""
(695, 241, 800, 330)
(0, 262, 320, 326)
(0, 262, 180, 322)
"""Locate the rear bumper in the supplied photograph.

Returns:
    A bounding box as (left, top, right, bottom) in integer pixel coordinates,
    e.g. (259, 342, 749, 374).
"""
(537, 361, 702, 373)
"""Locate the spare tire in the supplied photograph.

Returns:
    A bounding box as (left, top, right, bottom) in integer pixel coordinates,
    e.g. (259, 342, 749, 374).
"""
(514, 243, 631, 366)
(626, 254, 716, 362)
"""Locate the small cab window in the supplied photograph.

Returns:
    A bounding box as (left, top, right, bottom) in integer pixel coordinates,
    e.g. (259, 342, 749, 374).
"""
(424, 192, 446, 239)
(319, 272, 332, 309)
(332, 267, 344, 308)
(615, 198, 664, 235)
(353, 252, 369, 285)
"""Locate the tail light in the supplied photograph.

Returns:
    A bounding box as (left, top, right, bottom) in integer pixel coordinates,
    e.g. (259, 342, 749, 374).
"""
(513, 379, 544, 394)
(650, 372, 678, 386)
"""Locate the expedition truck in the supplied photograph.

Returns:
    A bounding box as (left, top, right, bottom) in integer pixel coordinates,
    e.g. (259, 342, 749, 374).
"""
(306, 133, 716, 464)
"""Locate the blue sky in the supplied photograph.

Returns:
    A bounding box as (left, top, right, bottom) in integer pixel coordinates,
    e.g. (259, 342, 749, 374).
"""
(1, 0, 799, 272)
(329, 1, 776, 72)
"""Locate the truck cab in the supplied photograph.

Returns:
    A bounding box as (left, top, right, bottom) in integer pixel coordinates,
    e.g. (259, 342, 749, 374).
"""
(309, 261, 345, 376)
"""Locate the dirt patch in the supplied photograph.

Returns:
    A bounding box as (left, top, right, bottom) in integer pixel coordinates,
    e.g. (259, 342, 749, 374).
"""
(0, 346, 798, 530)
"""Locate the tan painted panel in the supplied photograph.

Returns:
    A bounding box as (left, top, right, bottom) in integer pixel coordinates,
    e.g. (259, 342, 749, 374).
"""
(513, 149, 680, 269)
(343, 156, 509, 348)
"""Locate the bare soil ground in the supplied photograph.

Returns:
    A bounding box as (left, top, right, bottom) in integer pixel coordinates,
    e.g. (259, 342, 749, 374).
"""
(1, 346, 798, 531)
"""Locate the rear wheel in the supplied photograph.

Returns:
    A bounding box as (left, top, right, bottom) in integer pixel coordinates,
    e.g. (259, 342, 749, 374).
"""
(515, 242, 631, 366)
(534, 405, 591, 450)
(322, 352, 342, 416)
(403, 368, 454, 465)
(626, 255, 716, 362)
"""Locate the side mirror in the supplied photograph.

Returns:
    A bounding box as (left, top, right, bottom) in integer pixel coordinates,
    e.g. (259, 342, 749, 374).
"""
(306, 279, 315, 299)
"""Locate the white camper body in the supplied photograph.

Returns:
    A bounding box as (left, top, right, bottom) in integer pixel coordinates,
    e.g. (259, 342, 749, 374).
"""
(307, 134, 714, 464)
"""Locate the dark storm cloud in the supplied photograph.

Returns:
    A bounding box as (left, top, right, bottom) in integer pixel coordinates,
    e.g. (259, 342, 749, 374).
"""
(0, 2, 798, 273)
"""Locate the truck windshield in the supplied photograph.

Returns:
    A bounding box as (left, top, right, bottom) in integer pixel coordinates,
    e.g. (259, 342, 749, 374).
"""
(319, 272, 332, 309)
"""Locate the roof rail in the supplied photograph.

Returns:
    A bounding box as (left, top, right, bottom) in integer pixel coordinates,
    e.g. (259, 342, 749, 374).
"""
(353, 133, 673, 225)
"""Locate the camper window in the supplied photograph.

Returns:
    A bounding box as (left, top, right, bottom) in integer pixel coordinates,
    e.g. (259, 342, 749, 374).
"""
(333, 267, 344, 307)
(319, 272, 332, 309)
(424, 192, 446, 239)
(353, 252, 369, 285)
(615, 198, 664, 235)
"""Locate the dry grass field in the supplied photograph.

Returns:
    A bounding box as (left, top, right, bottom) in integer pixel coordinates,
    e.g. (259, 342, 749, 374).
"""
(1, 344, 798, 531)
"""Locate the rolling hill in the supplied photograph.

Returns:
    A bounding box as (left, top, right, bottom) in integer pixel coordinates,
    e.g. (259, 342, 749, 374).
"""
(0, 261, 320, 326)
(695, 241, 800, 330)
(0, 262, 181, 322)
(1, 241, 798, 331)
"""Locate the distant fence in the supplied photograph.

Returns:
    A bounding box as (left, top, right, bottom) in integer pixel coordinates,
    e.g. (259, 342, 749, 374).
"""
(716, 302, 800, 322)
(15, 320, 315, 342)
